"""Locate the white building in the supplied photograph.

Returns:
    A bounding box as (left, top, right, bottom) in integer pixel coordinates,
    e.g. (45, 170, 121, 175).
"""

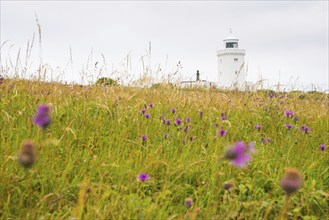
(217, 30, 246, 89)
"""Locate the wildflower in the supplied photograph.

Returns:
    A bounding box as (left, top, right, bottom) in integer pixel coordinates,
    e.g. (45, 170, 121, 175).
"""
(183, 125, 189, 133)
(199, 110, 203, 118)
(17, 140, 37, 168)
(174, 118, 182, 125)
(148, 103, 153, 108)
(223, 141, 254, 168)
(184, 118, 191, 123)
(284, 124, 294, 130)
(33, 104, 51, 129)
(280, 168, 303, 196)
(320, 144, 326, 151)
(261, 138, 268, 143)
(293, 117, 299, 123)
(171, 108, 176, 114)
(141, 136, 147, 142)
(144, 113, 151, 119)
(189, 136, 194, 142)
(184, 198, 193, 208)
(269, 92, 275, 98)
(140, 109, 147, 115)
(217, 127, 227, 137)
(164, 134, 169, 139)
(220, 113, 227, 121)
(255, 125, 262, 131)
(223, 181, 234, 191)
(301, 125, 311, 134)
(137, 173, 149, 182)
(284, 110, 294, 118)
(165, 120, 171, 126)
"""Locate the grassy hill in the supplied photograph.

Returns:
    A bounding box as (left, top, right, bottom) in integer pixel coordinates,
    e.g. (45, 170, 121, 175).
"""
(0, 79, 328, 219)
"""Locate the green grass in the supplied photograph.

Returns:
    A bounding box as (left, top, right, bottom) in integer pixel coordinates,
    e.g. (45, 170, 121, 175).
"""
(0, 79, 328, 219)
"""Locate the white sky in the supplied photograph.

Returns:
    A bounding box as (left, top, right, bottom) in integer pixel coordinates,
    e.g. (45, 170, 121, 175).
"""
(1, 1, 328, 90)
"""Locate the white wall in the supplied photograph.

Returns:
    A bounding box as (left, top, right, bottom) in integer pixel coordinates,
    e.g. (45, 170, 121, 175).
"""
(217, 49, 246, 89)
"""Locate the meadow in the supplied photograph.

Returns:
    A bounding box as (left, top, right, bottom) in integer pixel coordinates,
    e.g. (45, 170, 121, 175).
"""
(0, 79, 328, 219)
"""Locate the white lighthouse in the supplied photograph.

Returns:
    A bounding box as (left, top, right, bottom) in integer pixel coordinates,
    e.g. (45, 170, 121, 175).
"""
(217, 30, 246, 89)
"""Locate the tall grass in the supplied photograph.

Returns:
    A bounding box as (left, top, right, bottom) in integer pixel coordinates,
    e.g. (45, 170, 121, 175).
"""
(0, 78, 328, 219)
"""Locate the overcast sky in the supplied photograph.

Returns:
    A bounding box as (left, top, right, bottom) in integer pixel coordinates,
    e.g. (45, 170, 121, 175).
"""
(1, 1, 328, 90)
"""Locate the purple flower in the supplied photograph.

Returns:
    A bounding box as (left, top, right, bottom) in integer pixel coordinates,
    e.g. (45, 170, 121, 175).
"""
(140, 109, 147, 115)
(184, 118, 191, 123)
(137, 173, 149, 182)
(284, 110, 294, 118)
(171, 108, 176, 114)
(199, 110, 203, 118)
(320, 144, 326, 151)
(174, 118, 182, 125)
(141, 136, 147, 141)
(255, 125, 263, 131)
(33, 104, 51, 129)
(184, 125, 189, 133)
(189, 136, 194, 142)
(220, 113, 227, 121)
(301, 125, 311, 134)
(184, 198, 193, 208)
(293, 117, 299, 123)
(261, 138, 268, 143)
(148, 103, 153, 108)
(144, 113, 151, 119)
(269, 92, 275, 98)
(217, 127, 227, 137)
(224, 141, 254, 168)
(165, 120, 171, 126)
(284, 124, 294, 130)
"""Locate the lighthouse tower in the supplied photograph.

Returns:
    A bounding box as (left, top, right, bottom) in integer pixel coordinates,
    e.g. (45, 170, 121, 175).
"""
(217, 30, 246, 89)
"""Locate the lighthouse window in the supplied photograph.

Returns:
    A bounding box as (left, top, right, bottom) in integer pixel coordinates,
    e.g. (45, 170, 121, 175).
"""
(234, 58, 238, 61)
(226, 42, 238, 48)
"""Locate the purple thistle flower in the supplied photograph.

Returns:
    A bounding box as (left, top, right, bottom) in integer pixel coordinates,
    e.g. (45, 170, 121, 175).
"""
(220, 113, 227, 121)
(267, 138, 271, 143)
(269, 92, 275, 98)
(144, 113, 151, 119)
(137, 173, 149, 182)
(165, 120, 171, 126)
(284, 124, 294, 130)
(301, 125, 311, 134)
(284, 109, 294, 118)
(189, 136, 194, 142)
(171, 107, 176, 114)
(184, 198, 193, 208)
(174, 118, 182, 125)
(217, 127, 227, 137)
(255, 125, 263, 131)
(141, 136, 147, 141)
(261, 138, 268, 143)
(199, 110, 203, 118)
(224, 141, 254, 168)
(140, 109, 147, 114)
(320, 144, 326, 151)
(184, 117, 191, 123)
(33, 104, 51, 129)
(148, 103, 153, 108)
(184, 125, 189, 133)
(293, 117, 299, 123)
